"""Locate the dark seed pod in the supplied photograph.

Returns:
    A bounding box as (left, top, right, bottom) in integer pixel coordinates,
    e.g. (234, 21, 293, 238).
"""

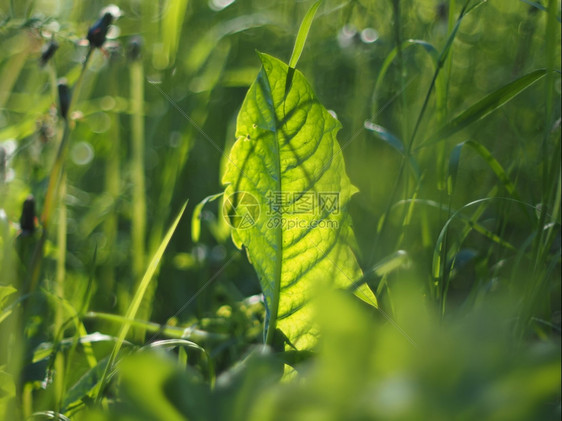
(127, 35, 142, 62)
(87, 12, 113, 48)
(58, 82, 71, 120)
(0, 146, 6, 183)
(40, 40, 59, 67)
(20, 195, 36, 235)
(436, 2, 448, 22)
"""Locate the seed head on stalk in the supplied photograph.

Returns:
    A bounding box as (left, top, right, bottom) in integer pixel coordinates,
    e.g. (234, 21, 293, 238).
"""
(87, 12, 113, 49)
(57, 82, 70, 120)
(39, 40, 59, 67)
(128, 35, 143, 62)
(20, 195, 37, 236)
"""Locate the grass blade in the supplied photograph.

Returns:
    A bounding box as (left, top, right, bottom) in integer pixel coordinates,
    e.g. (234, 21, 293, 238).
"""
(447, 141, 464, 195)
(463, 140, 518, 197)
(126, 200, 188, 331)
(421, 69, 548, 148)
(85, 311, 228, 343)
(191, 193, 223, 243)
(371, 39, 438, 113)
(95, 201, 188, 403)
(370, 250, 410, 278)
(63, 356, 111, 412)
(130, 55, 147, 283)
(433, 197, 529, 313)
(449, 140, 519, 198)
(364, 121, 421, 180)
(519, 0, 562, 22)
(29, 411, 71, 421)
(288, 0, 322, 69)
(364, 121, 404, 154)
(407, 0, 485, 151)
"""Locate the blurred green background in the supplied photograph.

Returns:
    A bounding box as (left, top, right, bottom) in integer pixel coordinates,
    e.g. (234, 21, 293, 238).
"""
(0, 0, 560, 419)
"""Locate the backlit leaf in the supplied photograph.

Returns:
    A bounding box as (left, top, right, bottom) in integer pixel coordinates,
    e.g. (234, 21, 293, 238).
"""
(222, 52, 377, 351)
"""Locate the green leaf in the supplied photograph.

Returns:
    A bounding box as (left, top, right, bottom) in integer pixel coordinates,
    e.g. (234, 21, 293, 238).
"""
(63, 356, 111, 411)
(145, 339, 206, 353)
(145, 339, 215, 382)
(288, 0, 322, 69)
(222, 53, 377, 351)
(119, 351, 210, 421)
(421, 69, 548, 148)
(191, 193, 223, 243)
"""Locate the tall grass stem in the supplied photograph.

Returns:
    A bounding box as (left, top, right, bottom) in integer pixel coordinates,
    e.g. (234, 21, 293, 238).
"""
(130, 58, 147, 339)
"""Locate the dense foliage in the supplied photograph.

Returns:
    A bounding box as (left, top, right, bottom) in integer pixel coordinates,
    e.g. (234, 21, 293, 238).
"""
(0, 0, 560, 420)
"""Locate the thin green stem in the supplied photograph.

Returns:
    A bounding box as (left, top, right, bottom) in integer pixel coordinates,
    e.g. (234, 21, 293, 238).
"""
(53, 171, 67, 411)
(0, 39, 28, 108)
(391, 0, 408, 141)
(102, 62, 122, 298)
(130, 58, 147, 340)
(407, 0, 473, 156)
(534, 0, 560, 267)
(27, 48, 94, 293)
(130, 60, 146, 283)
